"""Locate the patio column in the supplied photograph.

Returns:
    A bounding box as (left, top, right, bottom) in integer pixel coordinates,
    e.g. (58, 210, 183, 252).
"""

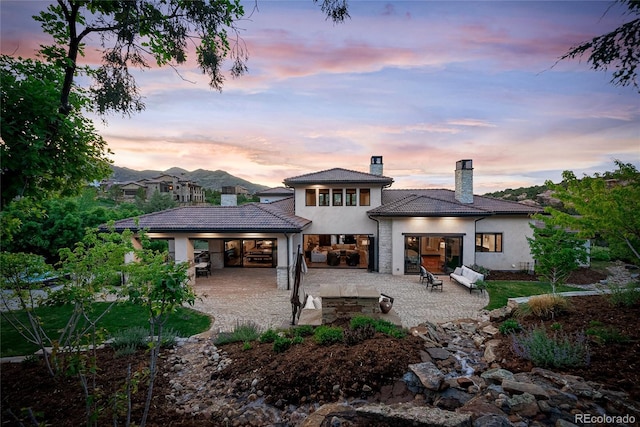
(174, 237, 195, 285)
(125, 236, 143, 264)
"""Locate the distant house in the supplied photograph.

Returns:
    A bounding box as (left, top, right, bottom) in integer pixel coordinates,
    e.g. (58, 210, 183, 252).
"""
(102, 174, 205, 204)
(110, 157, 542, 289)
(255, 187, 294, 203)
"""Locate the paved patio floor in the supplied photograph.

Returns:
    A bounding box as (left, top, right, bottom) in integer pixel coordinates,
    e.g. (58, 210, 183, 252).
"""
(192, 268, 489, 333)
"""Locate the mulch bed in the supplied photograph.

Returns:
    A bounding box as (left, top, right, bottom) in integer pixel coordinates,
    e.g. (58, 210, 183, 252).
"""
(1, 267, 635, 426)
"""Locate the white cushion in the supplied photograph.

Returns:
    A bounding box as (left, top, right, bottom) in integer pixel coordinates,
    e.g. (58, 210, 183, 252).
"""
(453, 267, 462, 276)
(461, 266, 483, 282)
(313, 297, 322, 309)
(304, 295, 315, 309)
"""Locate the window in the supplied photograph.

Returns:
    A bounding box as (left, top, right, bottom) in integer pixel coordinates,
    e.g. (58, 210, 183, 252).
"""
(475, 233, 503, 252)
(305, 189, 316, 206)
(319, 189, 330, 206)
(359, 188, 370, 206)
(346, 188, 357, 206)
(332, 189, 343, 206)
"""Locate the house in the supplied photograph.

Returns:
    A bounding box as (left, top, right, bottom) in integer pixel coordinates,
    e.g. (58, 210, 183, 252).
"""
(255, 187, 294, 203)
(101, 174, 205, 204)
(109, 157, 543, 289)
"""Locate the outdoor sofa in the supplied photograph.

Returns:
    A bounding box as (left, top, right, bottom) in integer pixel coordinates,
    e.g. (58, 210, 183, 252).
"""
(450, 265, 484, 293)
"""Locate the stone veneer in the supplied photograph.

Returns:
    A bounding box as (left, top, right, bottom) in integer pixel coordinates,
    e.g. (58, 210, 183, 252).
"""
(377, 218, 392, 274)
(319, 283, 381, 324)
(276, 266, 289, 290)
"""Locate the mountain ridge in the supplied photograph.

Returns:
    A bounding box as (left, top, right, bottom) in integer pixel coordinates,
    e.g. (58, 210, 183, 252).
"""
(109, 165, 270, 194)
(109, 165, 556, 205)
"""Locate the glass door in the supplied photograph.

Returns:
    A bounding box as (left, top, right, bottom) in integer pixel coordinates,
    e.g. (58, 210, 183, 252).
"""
(404, 236, 420, 274)
(443, 237, 463, 273)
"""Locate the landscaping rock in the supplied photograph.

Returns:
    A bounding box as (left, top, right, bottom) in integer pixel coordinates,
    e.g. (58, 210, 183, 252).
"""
(409, 362, 445, 391)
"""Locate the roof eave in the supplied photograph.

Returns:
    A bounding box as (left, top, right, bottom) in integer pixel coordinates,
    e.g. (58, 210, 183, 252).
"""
(367, 212, 493, 218)
(284, 179, 393, 186)
(111, 226, 308, 234)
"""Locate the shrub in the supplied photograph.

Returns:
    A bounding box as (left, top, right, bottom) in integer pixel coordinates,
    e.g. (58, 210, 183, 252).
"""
(21, 354, 41, 366)
(511, 326, 590, 368)
(114, 343, 138, 358)
(111, 326, 148, 350)
(519, 294, 572, 319)
(214, 320, 261, 345)
(291, 324, 314, 337)
(160, 328, 178, 348)
(606, 283, 640, 307)
(469, 264, 490, 279)
(586, 321, 629, 345)
(242, 341, 252, 351)
(313, 325, 344, 345)
(589, 246, 611, 262)
(475, 279, 488, 291)
(343, 323, 376, 345)
(499, 319, 522, 335)
(349, 315, 407, 339)
(350, 315, 377, 330)
(273, 336, 292, 353)
(259, 329, 279, 343)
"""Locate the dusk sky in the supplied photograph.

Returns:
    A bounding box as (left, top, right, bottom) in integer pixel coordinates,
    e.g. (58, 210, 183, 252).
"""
(1, 1, 638, 193)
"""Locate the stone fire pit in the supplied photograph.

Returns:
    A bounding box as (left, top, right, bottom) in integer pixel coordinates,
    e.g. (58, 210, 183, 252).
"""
(297, 283, 401, 326)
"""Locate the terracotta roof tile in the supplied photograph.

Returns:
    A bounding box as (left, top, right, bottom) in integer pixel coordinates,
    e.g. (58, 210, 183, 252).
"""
(110, 202, 310, 233)
(369, 189, 543, 216)
(283, 168, 393, 186)
(255, 187, 294, 196)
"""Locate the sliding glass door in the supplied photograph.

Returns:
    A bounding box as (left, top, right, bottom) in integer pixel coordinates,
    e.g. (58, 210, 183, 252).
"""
(404, 235, 463, 274)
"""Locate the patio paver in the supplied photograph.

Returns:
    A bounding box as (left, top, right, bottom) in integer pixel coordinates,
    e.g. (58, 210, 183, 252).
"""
(192, 268, 489, 333)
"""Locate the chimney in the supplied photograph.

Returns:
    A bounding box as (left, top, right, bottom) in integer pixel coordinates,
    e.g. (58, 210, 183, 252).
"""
(455, 159, 474, 204)
(370, 156, 383, 175)
(221, 186, 238, 206)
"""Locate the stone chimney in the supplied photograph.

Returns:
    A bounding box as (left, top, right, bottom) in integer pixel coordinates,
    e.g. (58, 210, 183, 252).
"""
(370, 156, 383, 175)
(221, 186, 238, 206)
(455, 159, 474, 204)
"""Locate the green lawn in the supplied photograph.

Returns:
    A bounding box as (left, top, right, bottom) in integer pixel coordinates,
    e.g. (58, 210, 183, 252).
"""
(1, 302, 211, 357)
(484, 281, 584, 310)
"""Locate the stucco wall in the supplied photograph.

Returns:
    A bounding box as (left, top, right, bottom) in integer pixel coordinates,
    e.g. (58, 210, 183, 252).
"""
(389, 217, 477, 275)
(293, 185, 381, 236)
(385, 215, 535, 275)
(475, 216, 536, 271)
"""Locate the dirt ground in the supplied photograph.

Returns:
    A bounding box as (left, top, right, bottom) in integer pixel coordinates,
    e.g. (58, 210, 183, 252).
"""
(2, 268, 638, 426)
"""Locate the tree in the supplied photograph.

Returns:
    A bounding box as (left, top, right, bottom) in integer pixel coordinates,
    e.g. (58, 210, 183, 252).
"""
(543, 161, 640, 264)
(35, 0, 349, 117)
(527, 220, 589, 294)
(2, 0, 348, 207)
(139, 189, 178, 213)
(0, 56, 112, 207)
(560, 0, 640, 93)
(0, 252, 57, 375)
(122, 233, 195, 427)
(1, 191, 143, 263)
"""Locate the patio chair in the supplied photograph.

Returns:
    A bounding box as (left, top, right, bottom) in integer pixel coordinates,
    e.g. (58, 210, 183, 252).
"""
(428, 271, 443, 292)
(419, 265, 429, 285)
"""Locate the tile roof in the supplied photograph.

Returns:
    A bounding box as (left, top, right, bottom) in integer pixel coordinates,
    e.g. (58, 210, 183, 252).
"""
(368, 189, 544, 217)
(109, 202, 310, 233)
(283, 168, 393, 186)
(255, 187, 294, 196)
